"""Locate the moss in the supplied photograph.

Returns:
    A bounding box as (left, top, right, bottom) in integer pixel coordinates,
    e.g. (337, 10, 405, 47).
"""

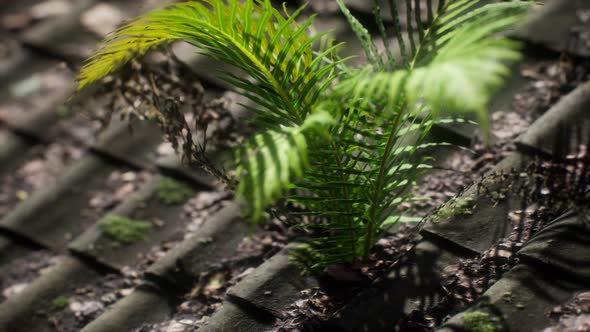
(437, 197, 475, 219)
(56, 105, 72, 119)
(197, 237, 213, 245)
(51, 295, 69, 310)
(155, 178, 195, 205)
(98, 215, 152, 244)
(463, 311, 498, 332)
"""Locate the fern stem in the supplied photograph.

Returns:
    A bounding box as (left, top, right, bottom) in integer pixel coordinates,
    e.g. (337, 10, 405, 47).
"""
(329, 139, 357, 260)
(364, 100, 407, 258)
(320, 111, 360, 260)
(388, 0, 409, 66)
(409, 0, 449, 68)
(427, 0, 434, 23)
(415, 0, 425, 41)
(372, 0, 396, 70)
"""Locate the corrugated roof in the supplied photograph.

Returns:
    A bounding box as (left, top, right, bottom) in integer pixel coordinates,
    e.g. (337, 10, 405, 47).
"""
(0, 1, 589, 331)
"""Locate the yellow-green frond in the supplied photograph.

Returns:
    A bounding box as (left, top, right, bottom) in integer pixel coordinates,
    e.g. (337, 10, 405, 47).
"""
(76, 0, 341, 126)
(76, 11, 182, 90)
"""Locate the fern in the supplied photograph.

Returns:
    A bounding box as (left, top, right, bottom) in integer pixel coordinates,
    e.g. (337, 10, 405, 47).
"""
(335, 1, 529, 124)
(77, 0, 342, 127)
(76, 0, 341, 222)
(288, 1, 533, 269)
(75, 0, 535, 271)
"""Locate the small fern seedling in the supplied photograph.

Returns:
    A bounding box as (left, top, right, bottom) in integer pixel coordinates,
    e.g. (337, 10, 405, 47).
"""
(75, 0, 535, 272)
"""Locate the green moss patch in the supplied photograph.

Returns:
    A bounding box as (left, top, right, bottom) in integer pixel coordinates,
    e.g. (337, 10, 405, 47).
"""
(51, 295, 69, 310)
(463, 311, 498, 332)
(98, 215, 152, 244)
(437, 197, 475, 219)
(156, 178, 195, 205)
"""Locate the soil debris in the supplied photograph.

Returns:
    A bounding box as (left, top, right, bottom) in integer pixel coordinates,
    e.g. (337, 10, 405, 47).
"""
(49, 267, 145, 330)
(0, 141, 84, 217)
(87, 170, 153, 213)
(0, 251, 60, 302)
(546, 292, 590, 332)
(271, 226, 418, 332)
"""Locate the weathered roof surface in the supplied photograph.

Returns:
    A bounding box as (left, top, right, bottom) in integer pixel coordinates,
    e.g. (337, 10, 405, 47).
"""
(0, 1, 589, 331)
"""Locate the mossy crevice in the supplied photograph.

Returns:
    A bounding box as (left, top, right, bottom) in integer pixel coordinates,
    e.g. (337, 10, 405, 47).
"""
(98, 215, 152, 244)
(155, 178, 195, 205)
(436, 197, 475, 220)
(51, 295, 69, 310)
(462, 311, 498, 332)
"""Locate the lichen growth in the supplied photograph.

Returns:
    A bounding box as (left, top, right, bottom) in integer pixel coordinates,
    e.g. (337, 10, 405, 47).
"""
(501, 291, 512, 303)
(489, 190, 507, 204)
(463, 311, 498, 332)
(155, 177, 194, 205)
(437, 197, 475, 219)
(51, 295, 69, 310)
(98, 215, 152, 244)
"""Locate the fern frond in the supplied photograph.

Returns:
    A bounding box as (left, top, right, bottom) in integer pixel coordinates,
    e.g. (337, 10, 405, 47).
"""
(286, 102, 432, 268)
(405, 39, 521, 130)
(77, 0, 341, 126)
(335, 0, 383, 68)
(372, 0, 396, 70)
(333, 2, 531, 124)
(289, 1, 535, 270)
(235, 111, 334, 221)
(411, 1, 533, 66)
(407, 2, 531, 129)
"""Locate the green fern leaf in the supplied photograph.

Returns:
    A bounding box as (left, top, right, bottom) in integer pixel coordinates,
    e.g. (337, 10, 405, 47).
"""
(235, 111, 334, 221)
(76, 0, 341, 126)
(335, 0, 383, 68)
(288, 1, 535, 269)
(334, 2, 532, 124)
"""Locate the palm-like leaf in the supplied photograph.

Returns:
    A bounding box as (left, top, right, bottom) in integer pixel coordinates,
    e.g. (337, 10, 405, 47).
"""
(76, 0, 341, 127)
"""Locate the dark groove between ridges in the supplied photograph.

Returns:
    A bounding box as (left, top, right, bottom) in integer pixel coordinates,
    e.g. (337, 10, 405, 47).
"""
(515, 252, 590, 288)
(67, 249, 123, 276)
(18, 39, 83, 70)
(515, 141, 556, 161)
(86, 146, 147, 172)
(516, 37, 581, 60)
(418, 228, 482, 258)
(3, 126, 47, 146)
(142, 271, 190, 297)
(225, 292, 279, 323)
(156, 165, 217, 191)
(0, 228, 47, 252)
